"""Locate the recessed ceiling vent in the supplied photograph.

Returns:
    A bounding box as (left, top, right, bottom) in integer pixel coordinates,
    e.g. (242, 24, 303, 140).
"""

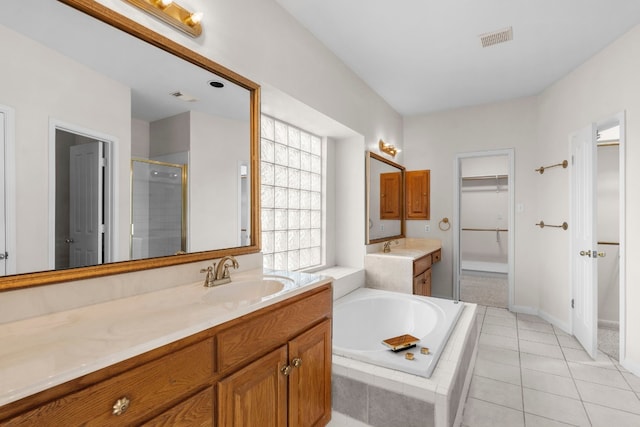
(479, 26, 513, 48)
(170, 91, 198, 102)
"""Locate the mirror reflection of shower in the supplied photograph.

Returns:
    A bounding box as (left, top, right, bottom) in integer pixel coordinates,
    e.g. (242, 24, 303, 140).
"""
(131, 159, 187, 260)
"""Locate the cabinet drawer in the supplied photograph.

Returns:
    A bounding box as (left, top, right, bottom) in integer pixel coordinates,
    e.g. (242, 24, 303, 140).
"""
(432, 249, 441, 264)
(217, 286, 332, 373)
(5, 339, 214, 426)
(413, 254, 432, 277)
(142, 386, 214, 426)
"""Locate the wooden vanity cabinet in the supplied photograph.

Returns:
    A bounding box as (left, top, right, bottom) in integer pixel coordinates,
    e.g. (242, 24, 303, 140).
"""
(412, 249, 441, 296)
(0, 283, 333, 427)
(218, 320, 331, 427)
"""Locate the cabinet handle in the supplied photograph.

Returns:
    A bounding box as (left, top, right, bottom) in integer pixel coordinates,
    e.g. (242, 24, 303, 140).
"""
(291, 357, 302, 368)
(281, 365, 292, 376)
(112, 396, 131, 416)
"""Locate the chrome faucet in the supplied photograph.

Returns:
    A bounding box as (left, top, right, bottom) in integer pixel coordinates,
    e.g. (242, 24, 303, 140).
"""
(383, 241, 392, 253)
(200, 256, 239, 287)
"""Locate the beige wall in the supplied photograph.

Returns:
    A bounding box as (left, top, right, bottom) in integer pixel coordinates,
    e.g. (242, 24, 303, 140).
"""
(403, 97, 539, 301)
(404, 24, 640, 372)
(536, 24, 640, 370)
(0, 24, 131, 273)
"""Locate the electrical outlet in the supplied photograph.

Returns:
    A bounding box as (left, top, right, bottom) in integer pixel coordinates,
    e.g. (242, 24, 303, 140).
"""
(424, 224, 431, 232)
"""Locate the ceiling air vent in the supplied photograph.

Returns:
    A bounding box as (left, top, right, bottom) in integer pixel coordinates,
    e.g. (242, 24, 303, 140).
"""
(170, 91, 198, 102)
(479, 26, 513, 48)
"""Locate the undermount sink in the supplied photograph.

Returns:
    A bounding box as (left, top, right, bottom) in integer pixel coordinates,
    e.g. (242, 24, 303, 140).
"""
(201, 275, 293, 305)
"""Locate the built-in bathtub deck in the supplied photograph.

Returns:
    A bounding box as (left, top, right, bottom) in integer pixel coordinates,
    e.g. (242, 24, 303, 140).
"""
(332, 302, 479, 427)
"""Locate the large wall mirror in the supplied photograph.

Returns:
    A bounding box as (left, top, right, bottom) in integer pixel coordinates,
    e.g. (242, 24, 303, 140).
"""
(0, 0, 260, 291)
(366, 152, 405, 244)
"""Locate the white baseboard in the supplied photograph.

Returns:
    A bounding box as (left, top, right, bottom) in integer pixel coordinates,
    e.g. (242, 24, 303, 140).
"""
(621, 358, 640, 378)
(538, 309, 571, 334)
(598, 319, 619, 330)
(510, 305, 538, 316)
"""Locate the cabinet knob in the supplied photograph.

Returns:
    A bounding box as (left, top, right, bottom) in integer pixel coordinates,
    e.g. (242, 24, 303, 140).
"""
(112, 396, 131, 416)
(281, 365, 292, 376)
(291, 357, 302, 368)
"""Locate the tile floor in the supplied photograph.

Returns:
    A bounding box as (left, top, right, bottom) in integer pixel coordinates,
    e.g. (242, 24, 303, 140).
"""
(462, 306, 640, 427)
(330, 305, 640, 427)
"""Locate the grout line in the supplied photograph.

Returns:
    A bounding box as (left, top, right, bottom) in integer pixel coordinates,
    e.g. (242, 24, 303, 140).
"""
(554, 321, 593, 426)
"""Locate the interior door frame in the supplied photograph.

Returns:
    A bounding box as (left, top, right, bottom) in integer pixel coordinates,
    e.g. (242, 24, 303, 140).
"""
(48, 119, 118, 269)
(453, 148, 515, 309)
(569, 111, 626, 361)
(0, 104, 16, 275)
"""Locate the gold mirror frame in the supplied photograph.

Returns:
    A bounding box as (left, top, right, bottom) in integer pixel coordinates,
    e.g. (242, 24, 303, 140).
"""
(0, 0, 261, 292)
(365, 151, 405, 244)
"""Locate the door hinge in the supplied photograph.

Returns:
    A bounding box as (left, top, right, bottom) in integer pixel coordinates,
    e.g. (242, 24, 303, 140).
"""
(571, 299, 575, 309)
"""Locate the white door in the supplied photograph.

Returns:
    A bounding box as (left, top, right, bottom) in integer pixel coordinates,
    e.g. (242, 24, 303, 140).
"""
(0, 112, 5, 275)
(69, 141, 103, 268)
(570, 123, 598, 358)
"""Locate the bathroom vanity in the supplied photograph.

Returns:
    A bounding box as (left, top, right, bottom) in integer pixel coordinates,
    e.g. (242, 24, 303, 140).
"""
(0, 271, 332, 426)
(365, 239, 441, 296)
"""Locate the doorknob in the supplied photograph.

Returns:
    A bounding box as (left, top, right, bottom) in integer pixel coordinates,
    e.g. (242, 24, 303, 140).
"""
(579, 250, 591, 257)
(597, 252, 606, 258)
(65, 238, 75, 244)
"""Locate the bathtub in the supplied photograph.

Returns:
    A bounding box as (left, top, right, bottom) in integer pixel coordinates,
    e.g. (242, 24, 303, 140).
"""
(333, 287, 464, 378)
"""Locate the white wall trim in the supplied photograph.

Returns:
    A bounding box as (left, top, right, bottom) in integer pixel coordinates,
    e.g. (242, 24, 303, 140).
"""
(0, 104, 16, 275)
(510, 305, 539, 316)
(538, 309, 571, 335)
(48, 119, 119, 268)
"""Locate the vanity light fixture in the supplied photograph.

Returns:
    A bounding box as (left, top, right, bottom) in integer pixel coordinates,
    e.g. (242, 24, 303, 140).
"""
(123, 0, 203, 37)
(379, 139, 399, 158)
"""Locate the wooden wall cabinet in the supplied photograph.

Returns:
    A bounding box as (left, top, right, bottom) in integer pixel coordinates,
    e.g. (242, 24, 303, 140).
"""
(0, 284, 332, 427)
(379, 172, 402, 219)
(412, 249, 441, 296)
(405, 170, 430, 220)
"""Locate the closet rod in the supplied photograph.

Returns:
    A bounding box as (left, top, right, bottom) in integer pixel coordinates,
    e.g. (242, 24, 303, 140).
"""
(461, 228, 508, 232)
(535, 160, 568, 174)
(598, 241, 619, 246)
(461, 174, 508, 181)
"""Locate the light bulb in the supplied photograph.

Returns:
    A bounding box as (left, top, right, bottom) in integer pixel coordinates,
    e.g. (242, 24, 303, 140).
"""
(188, 11, 203, 25)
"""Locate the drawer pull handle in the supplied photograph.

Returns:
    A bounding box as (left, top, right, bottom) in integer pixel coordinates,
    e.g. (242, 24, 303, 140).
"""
(292, 357, 302, 368)
(281, 365, 292, 376)
(112, 396, 131, 416)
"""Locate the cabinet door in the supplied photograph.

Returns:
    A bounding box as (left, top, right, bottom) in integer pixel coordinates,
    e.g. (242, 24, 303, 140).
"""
(380, 172, 402, 219)
(413, 269, 432, 296)
(218, 346, 288, 427)
(405, 170, 430, 220)
(288, 320, 332, 427)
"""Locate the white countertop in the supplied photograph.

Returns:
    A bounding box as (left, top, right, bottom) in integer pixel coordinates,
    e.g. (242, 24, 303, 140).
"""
(0, 269, 331, 406)
(367, 240, 442, 260)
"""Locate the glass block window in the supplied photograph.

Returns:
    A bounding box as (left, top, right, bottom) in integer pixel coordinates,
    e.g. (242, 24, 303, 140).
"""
(261, 115, 323, 271)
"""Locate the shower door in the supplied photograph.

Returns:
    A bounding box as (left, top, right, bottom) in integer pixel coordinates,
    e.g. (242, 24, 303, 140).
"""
(131, 159, 187, 260)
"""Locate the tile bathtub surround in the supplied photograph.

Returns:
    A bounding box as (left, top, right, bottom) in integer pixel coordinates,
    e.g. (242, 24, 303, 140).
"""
(461, 307, 640, 427)
(331, 303, 479, 427)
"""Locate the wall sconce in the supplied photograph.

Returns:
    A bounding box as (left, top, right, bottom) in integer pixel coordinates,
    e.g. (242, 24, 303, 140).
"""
(123, 0, 203, 37)
(379, 140, 399, 157)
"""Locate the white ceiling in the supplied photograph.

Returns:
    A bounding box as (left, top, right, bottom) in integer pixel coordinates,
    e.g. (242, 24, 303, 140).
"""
(276, 0, 640, 116)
